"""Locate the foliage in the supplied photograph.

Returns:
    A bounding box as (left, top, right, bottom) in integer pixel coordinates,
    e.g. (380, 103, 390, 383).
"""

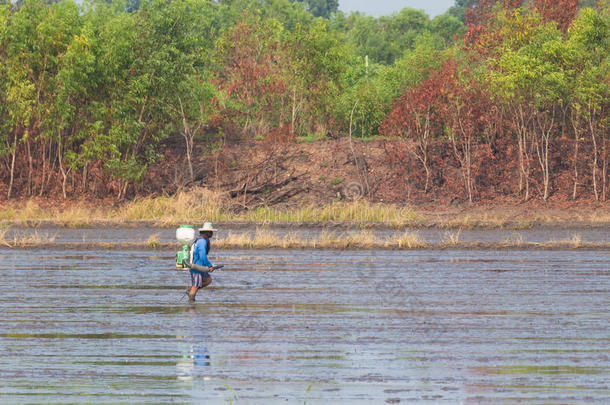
(291, 0, 338, 19)
(0, 0, 608, 203)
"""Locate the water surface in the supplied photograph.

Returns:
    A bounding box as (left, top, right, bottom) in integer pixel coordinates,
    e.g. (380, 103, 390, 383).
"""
(1, 247, 608, 403)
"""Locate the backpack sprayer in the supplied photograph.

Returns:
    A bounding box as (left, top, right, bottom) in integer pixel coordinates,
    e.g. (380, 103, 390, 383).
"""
(175, 225, 195, 269)
(175, 224, 224, 272)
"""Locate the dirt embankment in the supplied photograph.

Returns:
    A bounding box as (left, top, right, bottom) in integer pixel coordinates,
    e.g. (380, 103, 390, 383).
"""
(149, 136, 609, 216)
(155, 137, 607, 206)
(2, 137, 609, 227)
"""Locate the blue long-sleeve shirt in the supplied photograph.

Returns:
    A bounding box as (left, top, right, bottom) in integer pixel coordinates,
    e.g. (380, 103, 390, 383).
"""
(190, 238, 212, 274)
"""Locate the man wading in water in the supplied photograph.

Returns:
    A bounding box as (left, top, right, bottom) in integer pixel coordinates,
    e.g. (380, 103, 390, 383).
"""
(187, 222, 217, 302)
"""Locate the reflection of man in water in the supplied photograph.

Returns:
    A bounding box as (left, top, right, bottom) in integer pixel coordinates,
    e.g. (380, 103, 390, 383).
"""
(176, 313, 211, 380)
(191, 344, 211, 367)
(187, 222, 216, 302)
(176, 343, 210, 381)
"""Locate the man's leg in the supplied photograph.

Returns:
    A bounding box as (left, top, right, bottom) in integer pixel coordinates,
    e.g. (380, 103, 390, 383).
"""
(189, 272, 203, 301)
(201, 275, 212, 288)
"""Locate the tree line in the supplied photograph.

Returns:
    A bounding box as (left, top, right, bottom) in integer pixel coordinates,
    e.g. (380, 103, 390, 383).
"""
(0, 0, 608, 202)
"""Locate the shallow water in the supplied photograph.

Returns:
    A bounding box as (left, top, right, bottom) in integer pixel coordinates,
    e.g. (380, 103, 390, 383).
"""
(1, 248, 609, 403)
(4, 226, 610, 244)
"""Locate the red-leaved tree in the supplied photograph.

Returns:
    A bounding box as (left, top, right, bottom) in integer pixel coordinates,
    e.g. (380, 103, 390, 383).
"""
(380, 61, 457, 193)
(443, 73, 492, 204)
(464, 0, 524, 47)
(534, 0, 578, 32)
(215, 16, 287, 138)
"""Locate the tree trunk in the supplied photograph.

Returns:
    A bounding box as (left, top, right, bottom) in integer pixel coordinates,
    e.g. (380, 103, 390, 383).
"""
(515, 105, 531, 201)
(423, 158, 430, 194)
(82, 162, 88, 194)
(412, 111, 431, 193)
(415, 138, 430, 193)
(118, 179, 129, 200)
(58, 134, 68, 199)
(451, 118, 474, 204)
(39, 140, 46, 196)
(543, 133, 550, 201)
(466, 138, 473, 204)
(571, 116, 579, 200)
(42, 140, 55, 195)
(26, 138, 33, 196)
(178, 96, 194, 181)
(589, 107, 599, 201)
(535, 111, 554, 202)
(602, 135, 608, 202)
(7, 131, 18, 199)
(291, 85, 298, 136)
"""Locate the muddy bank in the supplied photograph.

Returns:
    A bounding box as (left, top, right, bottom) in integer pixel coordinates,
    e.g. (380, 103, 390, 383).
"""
(3, 225, 609, 250)
(3, 241, 610, 251)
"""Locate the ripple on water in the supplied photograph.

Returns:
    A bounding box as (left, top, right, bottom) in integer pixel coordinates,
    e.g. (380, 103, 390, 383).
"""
(0, 247, 608, 403)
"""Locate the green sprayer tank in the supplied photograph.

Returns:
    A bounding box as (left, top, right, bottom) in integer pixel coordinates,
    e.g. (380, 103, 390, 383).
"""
(175, 225, 196, 269)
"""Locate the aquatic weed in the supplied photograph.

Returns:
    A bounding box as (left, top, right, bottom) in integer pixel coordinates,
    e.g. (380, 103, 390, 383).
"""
(147, 233, 161, 249)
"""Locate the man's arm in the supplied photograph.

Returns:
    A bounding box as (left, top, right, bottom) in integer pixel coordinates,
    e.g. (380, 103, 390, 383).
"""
(196, 239, 213, 268)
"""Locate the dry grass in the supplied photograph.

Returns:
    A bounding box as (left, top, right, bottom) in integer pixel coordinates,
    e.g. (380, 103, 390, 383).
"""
(217, 230, 382, 249)
(214, 229, 428, 249)
(51, 205, 108, 227)
(0, 229, 57, 248)
(550, 233, 583, 249)
(441, 230, 462, 246)
(0, 200, 43, 221)
(385, 231, 427, 248)
(0, 191, 425, 227)
(313, 231, 378, 249)
(216, 230, 306, 249)
(243, 202, 424, 226)
(1, 189, 609, 230)
(118, 188, 229, 223)
(0, 200, 108, 226)
(0, 229, 10, 247)
(587, 211, 610, 223)
(444, 216, 476, 230)
(503, 233, 525, 247)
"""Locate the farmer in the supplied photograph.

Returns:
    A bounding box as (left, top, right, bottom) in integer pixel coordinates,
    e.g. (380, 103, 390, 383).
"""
(187, 222, 217, 302)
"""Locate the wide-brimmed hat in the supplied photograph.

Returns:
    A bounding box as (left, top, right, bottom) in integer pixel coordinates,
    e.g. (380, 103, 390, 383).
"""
(198, 222, 217, 232)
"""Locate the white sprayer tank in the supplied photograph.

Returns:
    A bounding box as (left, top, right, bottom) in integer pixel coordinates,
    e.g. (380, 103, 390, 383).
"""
(176, 225, 196, 245)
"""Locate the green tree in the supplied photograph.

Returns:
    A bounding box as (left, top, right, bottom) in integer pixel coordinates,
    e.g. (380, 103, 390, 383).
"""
(3, 68, 35, 199)
(0, 3, 11, 183)
(489, 10, 572, 200)
(431, 13, 466, 46)
(284, 18, 346, 136)
(340, 8, 432, 65)
(568, 8, 610, 200)
(292, 0, 338, 19)
(3, 0, 82, 197)
(339, 33, 446, 138)
(101, 0, 218, 198)
(449, 0, 478, 22)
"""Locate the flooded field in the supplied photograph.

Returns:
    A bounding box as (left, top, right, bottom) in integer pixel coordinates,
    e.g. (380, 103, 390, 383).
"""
(1, 245, 609, 403)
